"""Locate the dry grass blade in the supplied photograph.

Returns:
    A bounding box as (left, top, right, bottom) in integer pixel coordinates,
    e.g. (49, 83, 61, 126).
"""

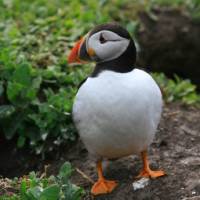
(76, 168, 94, 184)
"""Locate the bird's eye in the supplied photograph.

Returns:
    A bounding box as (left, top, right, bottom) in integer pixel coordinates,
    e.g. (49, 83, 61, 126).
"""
(99, 33, 107, 44)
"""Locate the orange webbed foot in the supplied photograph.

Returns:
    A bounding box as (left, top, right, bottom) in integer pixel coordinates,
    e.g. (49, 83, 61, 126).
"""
(136, 150, 166, 179)
(91, 179, 118, 195)
(136, 169, 165, 179)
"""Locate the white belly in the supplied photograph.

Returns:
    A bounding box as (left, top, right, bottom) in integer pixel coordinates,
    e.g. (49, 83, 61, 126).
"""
(73, 69, 162, 159)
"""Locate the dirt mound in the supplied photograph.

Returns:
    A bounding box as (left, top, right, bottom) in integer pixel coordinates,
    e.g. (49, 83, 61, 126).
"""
(136, 8, 200, 87)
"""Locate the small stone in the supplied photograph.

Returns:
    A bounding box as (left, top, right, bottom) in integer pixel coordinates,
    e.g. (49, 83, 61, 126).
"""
(132, 178, 150, 191)
(192, 191, 196, 195)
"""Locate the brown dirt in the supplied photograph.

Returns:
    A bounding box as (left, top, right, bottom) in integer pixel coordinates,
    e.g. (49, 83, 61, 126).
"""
(136, 8, 200, 88)
(0, 103, 200, 199)
(53, 103, 200, 200)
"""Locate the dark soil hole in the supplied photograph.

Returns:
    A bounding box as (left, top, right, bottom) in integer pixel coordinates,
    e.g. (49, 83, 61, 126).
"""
(0, 137, 43, 178)
(136, 7, 200, 88)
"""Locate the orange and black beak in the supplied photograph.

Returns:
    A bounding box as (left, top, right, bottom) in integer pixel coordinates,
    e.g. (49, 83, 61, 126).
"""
(68, 36, 93, 64)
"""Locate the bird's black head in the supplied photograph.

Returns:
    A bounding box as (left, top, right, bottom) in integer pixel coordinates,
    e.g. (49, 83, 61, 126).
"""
(68, 23, 137, 76)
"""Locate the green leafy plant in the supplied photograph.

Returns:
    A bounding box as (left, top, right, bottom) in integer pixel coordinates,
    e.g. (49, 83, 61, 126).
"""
(152, 73, 200, 105)
(0, 0, 200, 156)
(0, 0, 109, 155)
(145, 0, 200, 19)
(0, 48, 80, 155)
(0, 162, 84, 200)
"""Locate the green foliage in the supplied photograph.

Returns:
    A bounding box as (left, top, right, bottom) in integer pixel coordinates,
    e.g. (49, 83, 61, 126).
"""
(0, 162, 84, 200)
(145, 0, 200, 19)
(0, 0, 110, 155)
(0, 47, 87, 155)
(152, 73, 200, 105)
(0, 0, 200, 155)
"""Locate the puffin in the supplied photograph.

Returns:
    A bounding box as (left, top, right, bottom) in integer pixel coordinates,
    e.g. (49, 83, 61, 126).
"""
(68, 23, 165, 195)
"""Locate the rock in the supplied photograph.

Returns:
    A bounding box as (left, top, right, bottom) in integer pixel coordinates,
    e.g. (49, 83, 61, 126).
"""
(132, 178, 150, 191)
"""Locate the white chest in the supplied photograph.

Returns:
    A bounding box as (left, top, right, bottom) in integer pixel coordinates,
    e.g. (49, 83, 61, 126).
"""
(73, 69, 162, 159)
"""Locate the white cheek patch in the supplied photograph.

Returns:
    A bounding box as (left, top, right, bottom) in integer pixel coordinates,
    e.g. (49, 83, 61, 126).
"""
(87, 31, 130, 62)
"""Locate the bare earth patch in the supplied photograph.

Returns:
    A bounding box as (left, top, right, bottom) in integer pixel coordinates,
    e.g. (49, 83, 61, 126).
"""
(58, 103, 200, 200)
(0, 103, 200, 199)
